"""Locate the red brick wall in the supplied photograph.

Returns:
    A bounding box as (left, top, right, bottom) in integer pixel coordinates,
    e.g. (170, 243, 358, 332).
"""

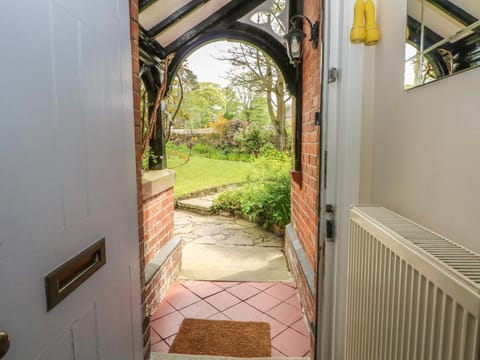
(288, 0, 322, 340)
(144, 245, 182, 315)
(143, 188, 175, 264)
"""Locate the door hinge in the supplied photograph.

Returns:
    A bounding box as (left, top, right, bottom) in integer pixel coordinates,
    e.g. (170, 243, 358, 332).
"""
(328, 67, 339, 83)
(325, 204, 336, 242)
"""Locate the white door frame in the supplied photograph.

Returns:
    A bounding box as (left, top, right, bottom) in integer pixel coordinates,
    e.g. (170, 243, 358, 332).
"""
(316, 0, 364, 358)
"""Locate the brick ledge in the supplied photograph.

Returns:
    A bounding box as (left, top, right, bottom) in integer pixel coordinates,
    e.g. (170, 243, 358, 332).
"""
(144, 236, 182, 284)
(142, 169, 175, 200)
(285, 224, 315, 295)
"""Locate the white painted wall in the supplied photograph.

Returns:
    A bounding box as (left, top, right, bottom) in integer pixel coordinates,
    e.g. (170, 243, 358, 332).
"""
(0, 1, 143, 359)
(361, 0, 480, 254)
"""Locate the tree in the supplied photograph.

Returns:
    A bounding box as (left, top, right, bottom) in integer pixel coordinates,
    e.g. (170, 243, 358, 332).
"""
(218, 43, 290, 151)
(181, 82, 226, 128)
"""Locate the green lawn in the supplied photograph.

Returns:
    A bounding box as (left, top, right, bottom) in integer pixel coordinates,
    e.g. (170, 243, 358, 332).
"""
(168, 155, 254, 197)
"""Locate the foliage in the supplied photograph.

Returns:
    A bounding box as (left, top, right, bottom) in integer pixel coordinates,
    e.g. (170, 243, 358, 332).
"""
(172, 82, 227, 129)
(217, 42, 290, 150)
(213, 148, 291, 228)
(233, 123, 268, 156)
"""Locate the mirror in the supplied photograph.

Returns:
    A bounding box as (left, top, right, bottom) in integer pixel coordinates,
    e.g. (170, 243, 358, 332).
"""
(404, 0, 480, 89)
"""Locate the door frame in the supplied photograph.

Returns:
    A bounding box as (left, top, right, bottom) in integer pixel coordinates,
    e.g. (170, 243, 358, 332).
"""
(316, 0, 365, 358)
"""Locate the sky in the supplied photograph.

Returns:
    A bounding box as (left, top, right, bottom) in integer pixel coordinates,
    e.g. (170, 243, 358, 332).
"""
(185, 41, 237, 87)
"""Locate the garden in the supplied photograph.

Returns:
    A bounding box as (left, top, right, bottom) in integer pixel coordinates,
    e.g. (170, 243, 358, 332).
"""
(141, 41, 293, 231)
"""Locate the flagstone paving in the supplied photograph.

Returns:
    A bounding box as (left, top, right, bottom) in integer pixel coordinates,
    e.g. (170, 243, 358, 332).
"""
(175, 210, 290, 282)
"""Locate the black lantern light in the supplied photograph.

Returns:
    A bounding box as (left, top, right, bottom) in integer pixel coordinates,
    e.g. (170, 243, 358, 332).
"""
(284, 15, 320, 66)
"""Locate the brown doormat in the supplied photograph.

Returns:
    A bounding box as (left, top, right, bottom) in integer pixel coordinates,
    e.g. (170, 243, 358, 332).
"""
(169, 318, 271, 358)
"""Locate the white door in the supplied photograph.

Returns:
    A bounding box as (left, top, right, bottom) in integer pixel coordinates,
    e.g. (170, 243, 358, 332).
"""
(316, 0, 364, 359)
(0, 1, 143, 359)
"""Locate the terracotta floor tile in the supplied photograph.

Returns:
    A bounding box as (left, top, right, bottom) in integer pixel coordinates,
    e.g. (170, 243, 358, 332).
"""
(179, 280, 203, 289)
(166, 287, 201, 310)
(188, 282, 223, 298)
(150, 311, 185, 339)
(249, 282, 276, 291)
(271, 328, 310, 357)
(151, 301, 176, 320)
(282, 281, 297, 289)
(246, 291, 282, 312)
(150, 328, 161, 344)
(285, 294, 302, 310)
(265, 282, 298, 301)
(222, 301, 262, 321)
(255, 313, 288, 338)
(205, 291, 241, 311)
(213, 281, 239, 289)
(165, 282, 188, 296)
(208, 312, 230, 321)
(291, 318, 309, 336)
(180, 299, 218, 319)
(227, 283, 261, 300)
(151, 340, 169, 353)
(164, 334, 176, 346)
(266, 302, 302, 326)
(271, 347, 287, 357)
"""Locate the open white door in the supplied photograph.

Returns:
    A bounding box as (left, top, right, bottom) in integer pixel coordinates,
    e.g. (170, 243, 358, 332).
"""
(316, 0, 364, 359)
(0, 1, 143, 359)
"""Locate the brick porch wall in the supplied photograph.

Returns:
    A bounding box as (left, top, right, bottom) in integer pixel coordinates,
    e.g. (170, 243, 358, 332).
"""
(286, 0, 322, 343)
(142, 185, 181, 316)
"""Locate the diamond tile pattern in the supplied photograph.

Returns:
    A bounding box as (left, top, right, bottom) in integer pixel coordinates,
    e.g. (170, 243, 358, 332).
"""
(149, 280, 310, 357)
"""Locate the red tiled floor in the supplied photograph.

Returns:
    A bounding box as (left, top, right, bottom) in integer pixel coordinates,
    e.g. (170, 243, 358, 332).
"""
(246, 291, 282, 312)
(271, 347, 286, 357)
(150, 281, 310, 357)
(150, 311, 185, 338)
(165, 284, 201, 310)
(151, 301, 176, 320)
(226, 283, 261, 300)
(150, 329, 161, 344)
(266, 302, 303, 326)
(255, 313, 288, 338)
(208, 312, 230, 320)
(291, 318, 309, 336)
(222, 301, 262, 321)
(151, 340, 170, 352)
(180, 299, 218, 319)
(214, 281, 239, 289)
(205, 291, 241, 311)
(265, 282, 298, 301)
(164, 335, 176, 346)
(186, 282, 223, 298)
(285, 294, 302, 309)
(249, 282, 276, 291)
(271, 328, 310, 357)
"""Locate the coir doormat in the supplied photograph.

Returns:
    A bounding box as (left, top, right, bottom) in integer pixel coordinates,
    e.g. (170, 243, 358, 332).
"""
(169, 318, 271, 358)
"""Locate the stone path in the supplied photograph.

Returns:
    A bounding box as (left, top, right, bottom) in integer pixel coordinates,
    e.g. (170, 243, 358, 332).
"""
(175, 210, 292, 282)
(176, 194, 219, 215)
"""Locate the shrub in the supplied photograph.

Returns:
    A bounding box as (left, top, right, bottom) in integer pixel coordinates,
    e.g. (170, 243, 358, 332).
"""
(233, 123, 269, 156)
(213, 150, 291, 229)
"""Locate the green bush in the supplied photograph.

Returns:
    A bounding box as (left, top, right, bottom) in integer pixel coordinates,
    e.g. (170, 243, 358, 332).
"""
(213, 150, 291, 229)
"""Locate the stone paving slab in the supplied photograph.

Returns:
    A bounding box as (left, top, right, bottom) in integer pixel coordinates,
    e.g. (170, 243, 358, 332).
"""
(174, 210, 290, 282)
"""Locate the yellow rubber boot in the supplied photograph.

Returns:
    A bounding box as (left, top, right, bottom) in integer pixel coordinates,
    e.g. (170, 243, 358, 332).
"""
(365, 0, 380, 46)
(350, 0, 366, 44)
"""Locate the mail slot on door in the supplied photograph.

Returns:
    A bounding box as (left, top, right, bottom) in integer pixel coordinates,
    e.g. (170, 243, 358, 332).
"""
(45, 238, 106, 311)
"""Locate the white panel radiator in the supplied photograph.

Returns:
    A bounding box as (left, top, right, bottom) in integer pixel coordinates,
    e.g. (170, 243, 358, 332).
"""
(346, 206, 480, 360)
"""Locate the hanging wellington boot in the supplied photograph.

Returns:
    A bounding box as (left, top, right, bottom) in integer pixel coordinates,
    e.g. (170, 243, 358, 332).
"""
(365, 0, 380, 45)
(350, 0, 366, 44)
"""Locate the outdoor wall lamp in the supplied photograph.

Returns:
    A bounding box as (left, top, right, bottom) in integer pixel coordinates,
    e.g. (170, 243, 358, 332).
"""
(284, 15, 320, 66)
